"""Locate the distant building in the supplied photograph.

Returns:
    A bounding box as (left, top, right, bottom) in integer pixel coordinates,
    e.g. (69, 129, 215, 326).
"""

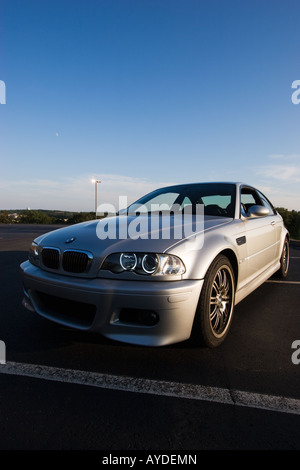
(8, 213, 19, 220)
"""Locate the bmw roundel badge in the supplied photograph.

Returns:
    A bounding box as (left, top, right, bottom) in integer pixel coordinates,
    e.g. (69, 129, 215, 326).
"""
(65, 237, 76, 244)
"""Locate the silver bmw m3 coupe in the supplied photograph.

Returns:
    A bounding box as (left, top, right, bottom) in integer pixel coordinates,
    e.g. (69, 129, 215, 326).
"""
(20, 182, 289, 348)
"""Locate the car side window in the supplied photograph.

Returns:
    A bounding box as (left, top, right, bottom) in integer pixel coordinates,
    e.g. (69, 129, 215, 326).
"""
(257, 190, 275, 215)
(240, 187, 275, 217)
(240, 188, 261, 216)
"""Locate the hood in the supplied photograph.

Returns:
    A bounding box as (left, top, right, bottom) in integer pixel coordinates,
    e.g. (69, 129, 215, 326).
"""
(36, 214, 232, 257)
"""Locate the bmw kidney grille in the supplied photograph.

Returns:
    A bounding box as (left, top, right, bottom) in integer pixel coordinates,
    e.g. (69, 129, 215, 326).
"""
(41, 247, 93, 273)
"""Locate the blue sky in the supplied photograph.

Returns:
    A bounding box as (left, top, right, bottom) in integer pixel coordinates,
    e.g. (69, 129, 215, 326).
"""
(1, 0, 300, 211)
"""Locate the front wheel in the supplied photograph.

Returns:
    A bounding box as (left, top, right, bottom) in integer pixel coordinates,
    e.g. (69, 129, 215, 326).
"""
(194, 255, 235, 348)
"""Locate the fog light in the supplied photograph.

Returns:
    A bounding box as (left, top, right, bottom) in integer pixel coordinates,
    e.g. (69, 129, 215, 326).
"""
(22, 296, 35, 312)
(119, 308, 159, 326)
(138, 310, 159, 326)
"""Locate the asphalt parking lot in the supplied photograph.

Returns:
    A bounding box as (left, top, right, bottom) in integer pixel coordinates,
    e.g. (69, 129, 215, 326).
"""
(0, 224, 299, 451)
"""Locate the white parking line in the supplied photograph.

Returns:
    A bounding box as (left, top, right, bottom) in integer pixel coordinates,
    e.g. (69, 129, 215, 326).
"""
(1, 361, 300, 416)
(266, 280, 300, 285)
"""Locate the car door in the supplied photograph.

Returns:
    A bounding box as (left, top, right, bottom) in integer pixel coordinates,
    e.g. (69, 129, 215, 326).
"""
(256, 189, 283, 260)
(241, 186, 277, 282)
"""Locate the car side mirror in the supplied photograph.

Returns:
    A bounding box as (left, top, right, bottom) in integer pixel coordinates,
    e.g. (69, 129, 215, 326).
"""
(247, 205, 270, 218)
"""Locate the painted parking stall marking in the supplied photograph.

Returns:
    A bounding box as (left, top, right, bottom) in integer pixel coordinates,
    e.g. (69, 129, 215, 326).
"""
(1, 361, 300, 416)
(266, 280, 300, 285)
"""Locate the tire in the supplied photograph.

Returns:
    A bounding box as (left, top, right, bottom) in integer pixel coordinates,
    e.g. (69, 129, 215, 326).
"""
(194, 255, 235, 348)
(275, 237, 289, 279)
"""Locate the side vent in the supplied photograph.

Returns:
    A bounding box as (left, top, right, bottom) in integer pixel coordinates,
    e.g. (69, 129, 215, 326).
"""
(236, 236, 246, 246)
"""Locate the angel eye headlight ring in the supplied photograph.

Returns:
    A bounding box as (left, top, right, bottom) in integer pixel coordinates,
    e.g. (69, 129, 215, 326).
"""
(141, 254, 159, 274)
(120, 253, 137, 271)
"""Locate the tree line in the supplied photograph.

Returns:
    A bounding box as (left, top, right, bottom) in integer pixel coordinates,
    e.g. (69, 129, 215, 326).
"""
(276, 208, 300, 240)
(0, 207, 299, 239)
(0, 209, 96, 225)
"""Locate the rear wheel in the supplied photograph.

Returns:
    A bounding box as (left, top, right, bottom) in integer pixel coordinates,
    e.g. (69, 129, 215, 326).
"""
(275, 237, 289, 279)
(194, 255, 235, 348)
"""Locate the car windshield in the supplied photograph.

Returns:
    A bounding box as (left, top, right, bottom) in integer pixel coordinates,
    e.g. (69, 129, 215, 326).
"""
(125, 183, 236, 218)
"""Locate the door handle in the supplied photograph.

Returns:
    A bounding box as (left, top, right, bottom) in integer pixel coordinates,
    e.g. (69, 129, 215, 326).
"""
(271, 221, 276, 226)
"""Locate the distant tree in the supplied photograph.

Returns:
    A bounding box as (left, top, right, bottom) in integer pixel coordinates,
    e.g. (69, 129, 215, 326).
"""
(19, 210, 55, 224)
(0, 211, 11, 223)
(67, 212, 96, 224)
(276, 207, 300, 240)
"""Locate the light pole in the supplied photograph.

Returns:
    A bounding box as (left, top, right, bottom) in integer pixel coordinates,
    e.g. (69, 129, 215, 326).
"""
(91, 179, 101, 216)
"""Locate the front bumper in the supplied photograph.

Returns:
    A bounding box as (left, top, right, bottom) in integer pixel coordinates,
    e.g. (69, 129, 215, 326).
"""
(20, 261, 204, 346)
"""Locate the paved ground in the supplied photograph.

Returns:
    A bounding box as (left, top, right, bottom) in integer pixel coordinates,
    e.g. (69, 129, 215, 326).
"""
(0, 224, 299, 451)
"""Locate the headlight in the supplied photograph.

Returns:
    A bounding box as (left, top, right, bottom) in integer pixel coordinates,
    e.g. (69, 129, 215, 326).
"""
(101, 252, 185, 276)
(120, 253, 137, 271)
(141, 254, 159, 274)
(28, 241, 40, 266)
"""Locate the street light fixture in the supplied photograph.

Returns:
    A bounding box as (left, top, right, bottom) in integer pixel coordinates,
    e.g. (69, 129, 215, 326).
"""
(91, 179, 101, 216)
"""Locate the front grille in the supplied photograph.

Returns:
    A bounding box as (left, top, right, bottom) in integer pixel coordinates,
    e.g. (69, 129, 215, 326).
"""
(62, 250, 91, 273)
(41, 248, 60, 269)
(41, 247, 92, 273)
